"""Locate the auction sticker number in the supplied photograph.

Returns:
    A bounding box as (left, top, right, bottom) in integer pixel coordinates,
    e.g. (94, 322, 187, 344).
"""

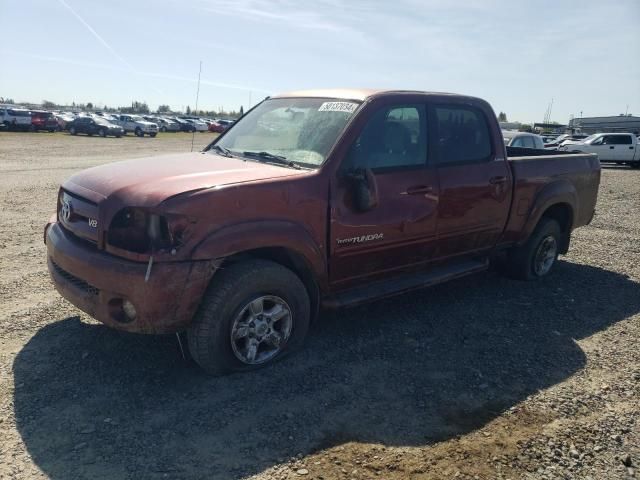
(318, 102, 358, 113)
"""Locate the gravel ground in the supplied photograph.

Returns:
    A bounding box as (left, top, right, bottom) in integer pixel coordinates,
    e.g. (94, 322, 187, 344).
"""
(0, 132, 638, 480)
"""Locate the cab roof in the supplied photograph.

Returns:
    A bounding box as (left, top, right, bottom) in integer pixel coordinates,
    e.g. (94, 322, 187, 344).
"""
(272, 88, 467, 102)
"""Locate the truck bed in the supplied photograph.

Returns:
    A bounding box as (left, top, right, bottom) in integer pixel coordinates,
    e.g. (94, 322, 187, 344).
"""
(501, 147, 601, 246)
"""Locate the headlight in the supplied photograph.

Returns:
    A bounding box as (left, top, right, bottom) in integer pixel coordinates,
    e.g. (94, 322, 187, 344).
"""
(107, 208, 190, 254)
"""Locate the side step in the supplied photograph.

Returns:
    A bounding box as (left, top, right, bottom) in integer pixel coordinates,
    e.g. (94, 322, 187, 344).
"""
(322, 257, 489, 309)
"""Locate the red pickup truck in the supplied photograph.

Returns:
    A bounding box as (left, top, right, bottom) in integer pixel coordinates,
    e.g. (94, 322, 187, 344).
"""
(45, 89, 601, 375)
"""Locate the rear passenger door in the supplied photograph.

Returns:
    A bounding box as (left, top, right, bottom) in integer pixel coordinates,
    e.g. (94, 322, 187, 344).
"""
(430, 103, 512, 259)
(612, 135, 634, 161)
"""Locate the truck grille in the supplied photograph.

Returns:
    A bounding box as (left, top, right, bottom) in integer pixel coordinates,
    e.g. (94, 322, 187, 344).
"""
(59, 190, 99, 244)
(51, 261, 99, 296)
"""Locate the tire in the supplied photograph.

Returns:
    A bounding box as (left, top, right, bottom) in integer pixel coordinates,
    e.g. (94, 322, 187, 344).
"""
(88, 132, 93, 136)
(135, 128, 143, 137)
(161, 126, 167, 132)
(630, 162, 640, 170)
(507, 218, 561, 280)
(188, 259, 311, 376)
(100, 128, 107, 137)
(116, 135, 122, 138)
(150, 132, 157, 138)
(69, 126, 77, 135)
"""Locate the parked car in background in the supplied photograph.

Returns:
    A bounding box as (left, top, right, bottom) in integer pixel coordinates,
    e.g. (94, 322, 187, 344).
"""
(54, 113, 75, 131)
(182, 118, 209, 132)
(30, 110, 59, 132)
(217, 119, 235, 128)
(158, 117, 181, 132)
(559, 132, 640, 168)
(208, 120, 227, 133)
(113, 114, 158, 137)
(143, 116, 179, 132)
(169, 117, 195, 132)
(1, 107, 32, 130)
(67, 116, 124, 137)
(502, 130, 545, 149)
(545, 133, 589, 149)
(45, 88, 601, 375)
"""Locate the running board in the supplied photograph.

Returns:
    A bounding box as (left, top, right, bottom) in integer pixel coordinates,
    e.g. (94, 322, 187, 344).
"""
(322, 258, 489, 309)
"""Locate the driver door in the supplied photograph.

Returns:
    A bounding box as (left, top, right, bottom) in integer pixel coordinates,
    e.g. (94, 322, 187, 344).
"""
(329, 103, 439, 287)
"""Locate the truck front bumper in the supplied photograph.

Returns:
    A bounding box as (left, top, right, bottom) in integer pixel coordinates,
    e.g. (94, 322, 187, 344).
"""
(45, 222, 216, 334)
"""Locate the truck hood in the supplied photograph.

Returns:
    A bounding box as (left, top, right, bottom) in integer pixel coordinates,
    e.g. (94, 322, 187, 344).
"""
(63, 152, 307, 207)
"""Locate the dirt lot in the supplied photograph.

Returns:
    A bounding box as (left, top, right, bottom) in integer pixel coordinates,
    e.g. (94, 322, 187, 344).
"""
(0, 132, 638, 480)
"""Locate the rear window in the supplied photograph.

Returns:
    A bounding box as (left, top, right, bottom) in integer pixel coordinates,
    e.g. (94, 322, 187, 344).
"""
(434, 105, 492, 165)
(613, 135, 632, 145)
(8, 109, 31, 117)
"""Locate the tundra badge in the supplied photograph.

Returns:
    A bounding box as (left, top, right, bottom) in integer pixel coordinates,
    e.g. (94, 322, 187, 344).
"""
(337, 233, 384, 245)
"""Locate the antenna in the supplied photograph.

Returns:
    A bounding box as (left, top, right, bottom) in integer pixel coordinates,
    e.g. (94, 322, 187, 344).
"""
(191, 60, 202, 152)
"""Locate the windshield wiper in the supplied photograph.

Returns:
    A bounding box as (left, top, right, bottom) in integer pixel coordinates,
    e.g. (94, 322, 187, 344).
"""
(242, 151, 301, 169)
(211, 144, 234, 157)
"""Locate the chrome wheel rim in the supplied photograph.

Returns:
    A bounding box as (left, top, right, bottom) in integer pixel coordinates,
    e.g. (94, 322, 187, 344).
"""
(533, 235, 557, 276)
(230, 295, 293, 365)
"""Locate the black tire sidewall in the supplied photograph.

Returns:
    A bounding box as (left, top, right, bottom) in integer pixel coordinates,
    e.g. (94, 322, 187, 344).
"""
(188, 261, 310, 375)
(512, 218, 562, 280)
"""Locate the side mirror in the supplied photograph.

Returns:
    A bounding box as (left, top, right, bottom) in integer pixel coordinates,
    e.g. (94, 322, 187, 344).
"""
(344, 168, 378, 212)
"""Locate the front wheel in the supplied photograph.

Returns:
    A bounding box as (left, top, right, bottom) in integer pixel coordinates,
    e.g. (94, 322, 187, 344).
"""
(100, 128, 107, 137)
(507, 218, 561, 280)
(187, 260, 311, 375)
(135, 128, 143, 137)
(150, 132, 157, 138)
(630, 162, 640, 170)
(69, 126, 77, 135)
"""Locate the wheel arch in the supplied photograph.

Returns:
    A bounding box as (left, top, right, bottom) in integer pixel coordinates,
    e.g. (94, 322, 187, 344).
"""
(218, 247, 321, 322)
(190, 221, 327, 321)
(521, 180, 577, 254)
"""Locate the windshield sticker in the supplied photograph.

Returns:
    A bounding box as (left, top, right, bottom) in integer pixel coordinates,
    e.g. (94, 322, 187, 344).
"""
(318, 102, 358, 113)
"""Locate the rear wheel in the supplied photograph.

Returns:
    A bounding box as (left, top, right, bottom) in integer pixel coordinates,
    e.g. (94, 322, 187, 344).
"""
(135, 127, 143, 137)
(187, 260, 311, 375)
(150, 132, 157, 138)
(99, 128, 107, 137)
(161, 126, 167, 132)
(69, 126, 77, 135)
(630, 162, 640, 170)
(506, 218, 561, 280)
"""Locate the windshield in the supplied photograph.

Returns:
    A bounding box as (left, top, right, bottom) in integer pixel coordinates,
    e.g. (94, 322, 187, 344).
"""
(130, 115, 144, 121)
(212, 97, 361, 168)
(94, 118, 113, 126)
(583, 134, 599, 143)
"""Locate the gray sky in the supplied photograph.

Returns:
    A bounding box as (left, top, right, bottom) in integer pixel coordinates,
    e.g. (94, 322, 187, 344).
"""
(1, 0, 638, 123)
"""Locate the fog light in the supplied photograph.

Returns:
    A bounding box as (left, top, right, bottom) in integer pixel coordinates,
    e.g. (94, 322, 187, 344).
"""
(122, 300, 137, 321)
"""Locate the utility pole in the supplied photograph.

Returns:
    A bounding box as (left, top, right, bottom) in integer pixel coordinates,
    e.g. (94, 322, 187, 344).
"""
(191, 60, 202, 152)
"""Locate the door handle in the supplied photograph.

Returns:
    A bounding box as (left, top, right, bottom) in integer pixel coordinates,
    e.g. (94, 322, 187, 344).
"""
(630, 146, 634, 149)
(489, 176, 507, 185)
(609, 146, 615, 149)
(403, 185, 433, 195)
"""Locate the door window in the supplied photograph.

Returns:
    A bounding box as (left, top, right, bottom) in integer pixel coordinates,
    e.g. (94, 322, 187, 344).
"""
(343, 105, 427, 171)
(434, 106, 492, 165)
(511, 136, 535, 148)
(610, 135, 632, 145)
